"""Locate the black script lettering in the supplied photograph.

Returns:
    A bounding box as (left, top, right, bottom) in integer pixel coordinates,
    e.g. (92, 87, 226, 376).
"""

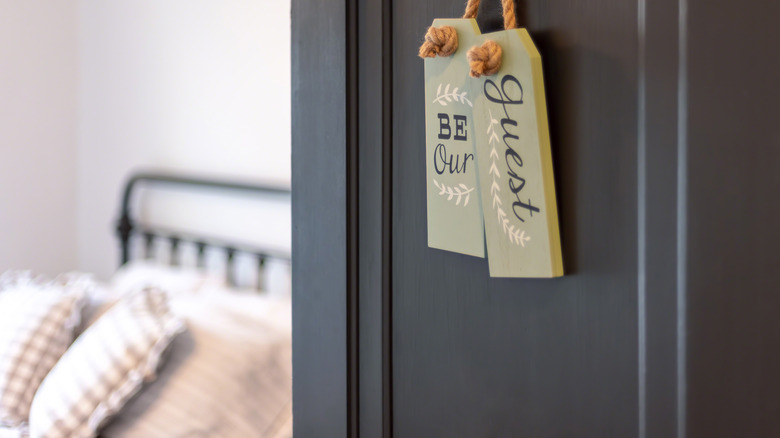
(506, 148, 524, 188)
(434, 143, 447, 174)
(505, 148, 539, 220)
(484, 74, 540, 223)
(513, 199, 540, 220)
(438, 113, 451, 139)
(454, 115, 468, 141)
(501, 118, 519, 149)
(434, 143, 474, 175)
(463, 153, 474, 173)
(484, 75, 524, 117)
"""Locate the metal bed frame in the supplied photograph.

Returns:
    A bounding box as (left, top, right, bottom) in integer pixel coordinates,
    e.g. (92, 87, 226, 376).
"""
(115, 172, 291, 287)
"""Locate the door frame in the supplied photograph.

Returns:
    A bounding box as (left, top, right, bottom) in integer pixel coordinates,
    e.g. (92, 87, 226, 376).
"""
(290, 0, 359, 435)
(292, 0, 391, 435)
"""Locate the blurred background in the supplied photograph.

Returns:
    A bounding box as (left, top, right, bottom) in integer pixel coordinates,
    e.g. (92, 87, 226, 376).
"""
(0, 0, 291, 280)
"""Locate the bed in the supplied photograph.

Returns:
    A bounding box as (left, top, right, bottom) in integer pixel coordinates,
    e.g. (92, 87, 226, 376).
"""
(0, 172, 292, 438)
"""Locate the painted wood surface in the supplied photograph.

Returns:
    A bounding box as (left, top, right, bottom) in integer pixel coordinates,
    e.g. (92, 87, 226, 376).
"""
(468, 27, 563, 277)
(290, 0, 348, 435)
(393, 0, 640, 435)
(685, 0, 780, 436)
(423, 19, 485, 258)
(292, 0, 780, 436)
(357, 0, 385, 434)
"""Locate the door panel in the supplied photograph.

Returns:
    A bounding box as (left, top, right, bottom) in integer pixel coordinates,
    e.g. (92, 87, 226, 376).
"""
(291, 0, 349, 435)
(392, 1, 640, 436)
(292, 0, 780, 435)
(686, 1, 780, 436)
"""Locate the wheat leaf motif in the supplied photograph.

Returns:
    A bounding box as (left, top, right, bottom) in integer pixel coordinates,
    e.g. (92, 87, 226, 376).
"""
(486, 109, 530, 247)
(432, 179, 474, 208)
(433, 83, 473, 107)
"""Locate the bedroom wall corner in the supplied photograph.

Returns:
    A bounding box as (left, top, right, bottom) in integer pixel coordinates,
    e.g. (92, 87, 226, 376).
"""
(0, 2, 79, 276)
(76, 0, 292, 280)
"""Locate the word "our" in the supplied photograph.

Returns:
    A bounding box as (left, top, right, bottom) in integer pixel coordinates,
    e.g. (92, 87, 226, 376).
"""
(434, 113, 473, 175)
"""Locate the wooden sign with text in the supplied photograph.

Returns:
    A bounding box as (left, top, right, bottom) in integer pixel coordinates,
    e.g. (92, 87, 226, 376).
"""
(469, 28, 563, 277)
(423, 19, 485, 258)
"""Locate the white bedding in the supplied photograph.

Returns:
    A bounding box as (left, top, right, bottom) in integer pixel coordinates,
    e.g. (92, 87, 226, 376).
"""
(1, 263, 292, 438)
(101, 262, 292, 438)
(101, 288, 292, 438)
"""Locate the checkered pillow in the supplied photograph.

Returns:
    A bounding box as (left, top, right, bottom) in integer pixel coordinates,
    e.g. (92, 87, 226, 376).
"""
(0, 272, 89, 432)
(28, 287, 185, 438)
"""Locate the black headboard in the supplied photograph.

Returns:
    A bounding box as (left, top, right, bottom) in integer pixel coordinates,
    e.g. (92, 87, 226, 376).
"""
(115, 172, 291, 287)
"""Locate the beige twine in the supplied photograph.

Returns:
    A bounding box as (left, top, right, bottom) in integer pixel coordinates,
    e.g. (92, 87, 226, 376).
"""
(418, 25, 459, 58)
(419, 0, 519, 78)
(418, 0, 484, 59)
(501, 0, 516, 30)
(467, 40, 502, 77)
(463, 0, 516, 29)
(463, 0, 481, 19)
(466, 0, 518, 77)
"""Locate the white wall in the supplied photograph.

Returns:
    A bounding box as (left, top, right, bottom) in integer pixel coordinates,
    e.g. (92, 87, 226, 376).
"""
(77, 0, 291, 279)
(0, 2, 79, 276)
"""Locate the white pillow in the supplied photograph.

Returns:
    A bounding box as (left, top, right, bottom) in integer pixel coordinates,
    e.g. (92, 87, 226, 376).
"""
(77, 261, 222, 337)
(99, 287, 291, 438)
(0, 272, 90, 431)
(28, 288, 185, 438)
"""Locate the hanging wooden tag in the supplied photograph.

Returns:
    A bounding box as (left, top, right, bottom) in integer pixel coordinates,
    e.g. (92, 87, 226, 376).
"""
(422, 19, 485, 258)
(468, 28, 563, 277)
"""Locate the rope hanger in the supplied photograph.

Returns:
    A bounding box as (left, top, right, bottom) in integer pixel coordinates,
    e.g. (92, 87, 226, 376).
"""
(464, 0, 517, 31)
(419, 0, 519, 77)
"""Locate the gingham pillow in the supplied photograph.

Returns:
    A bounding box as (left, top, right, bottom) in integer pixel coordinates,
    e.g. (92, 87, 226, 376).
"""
(0, 272, 89, 431)
(28, 287, 185, 438)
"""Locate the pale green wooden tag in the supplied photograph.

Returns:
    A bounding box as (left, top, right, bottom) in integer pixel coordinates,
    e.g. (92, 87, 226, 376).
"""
(423, 19, 485, 258)
(468, 28, 563, 277)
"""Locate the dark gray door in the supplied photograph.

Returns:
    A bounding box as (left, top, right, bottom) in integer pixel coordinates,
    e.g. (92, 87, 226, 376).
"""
(392, 1, 644, 436)
(387, 0, 780, 437)
(291, 0, 780, 437)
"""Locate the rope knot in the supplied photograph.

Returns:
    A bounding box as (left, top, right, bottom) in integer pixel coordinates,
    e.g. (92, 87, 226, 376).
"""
(418, 25, 458, 58)
(467, 40, 502, 78)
